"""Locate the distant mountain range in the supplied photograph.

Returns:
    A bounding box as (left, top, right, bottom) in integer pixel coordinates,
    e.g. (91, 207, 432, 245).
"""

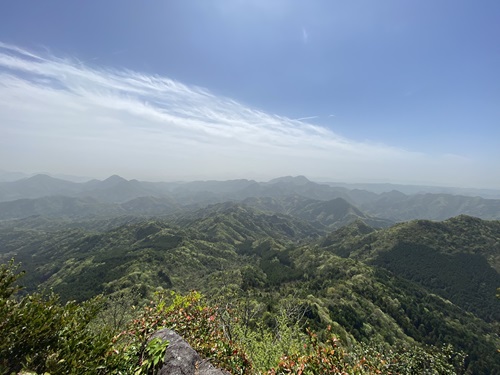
(1, 174, 500, 225)
(325, 181, 500, 199)
(0, 169, 92, 183)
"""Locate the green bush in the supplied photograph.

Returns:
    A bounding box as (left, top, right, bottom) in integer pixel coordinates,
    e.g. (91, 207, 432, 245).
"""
(0, 260, 112, 374)
(268, 326, 465, 375)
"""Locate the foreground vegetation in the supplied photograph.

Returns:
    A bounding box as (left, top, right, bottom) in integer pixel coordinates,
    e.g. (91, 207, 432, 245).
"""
(0, 261, 467, 374)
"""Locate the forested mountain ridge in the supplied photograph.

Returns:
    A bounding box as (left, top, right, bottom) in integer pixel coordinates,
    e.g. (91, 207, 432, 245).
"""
(0, 194, 392, 233)
(1, 208, 499, 372)
(322, 215, 500, 322)
(242, 195, 393, 229)
(175, 202, 323, 243)
(0, 204, 323, 300)
(322, 215, 500, 272)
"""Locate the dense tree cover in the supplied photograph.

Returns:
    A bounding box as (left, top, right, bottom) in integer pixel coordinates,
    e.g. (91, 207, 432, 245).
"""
(322, 216, 500, 322)
(1, 207, 499, 373)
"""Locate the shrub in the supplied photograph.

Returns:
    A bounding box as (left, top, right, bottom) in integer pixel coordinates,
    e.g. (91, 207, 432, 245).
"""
(108, 290, 252, 374)
(268, 326, 465, 375)
(0, 260, 112, 374)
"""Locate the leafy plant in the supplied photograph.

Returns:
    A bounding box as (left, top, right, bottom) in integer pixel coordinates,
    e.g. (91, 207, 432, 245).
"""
(0, 260, 112, 375)
(137, 337, 170, 375)
(107, 290, 252, 374)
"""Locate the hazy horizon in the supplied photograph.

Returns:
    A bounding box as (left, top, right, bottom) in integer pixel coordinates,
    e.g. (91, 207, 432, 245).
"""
(3, 169, 500, 195)
(1, 2, 499, 189)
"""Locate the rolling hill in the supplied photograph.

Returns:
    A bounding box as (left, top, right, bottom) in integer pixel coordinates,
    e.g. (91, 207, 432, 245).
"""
(1, 210, 499, 372)
(321, 215, 500, 322)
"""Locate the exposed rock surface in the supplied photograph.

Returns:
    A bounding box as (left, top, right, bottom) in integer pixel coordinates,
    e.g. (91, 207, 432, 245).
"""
(150, 329, 228, 375)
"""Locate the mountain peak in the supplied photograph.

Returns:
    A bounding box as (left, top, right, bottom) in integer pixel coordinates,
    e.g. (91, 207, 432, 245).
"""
(27, 174, 58, 182)
(102, 175, 128, 183)
(16, 174, 76, 186)
(268, 175, 311, 186)
(91, 175, 130, 190)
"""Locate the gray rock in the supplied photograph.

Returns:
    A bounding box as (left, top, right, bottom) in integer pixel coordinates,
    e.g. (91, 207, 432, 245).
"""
(150, 329, 228, 375)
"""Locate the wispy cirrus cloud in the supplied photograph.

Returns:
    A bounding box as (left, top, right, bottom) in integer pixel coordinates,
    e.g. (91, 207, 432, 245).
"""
(301, 27, 309, 44)
(0, 42, 484, 185)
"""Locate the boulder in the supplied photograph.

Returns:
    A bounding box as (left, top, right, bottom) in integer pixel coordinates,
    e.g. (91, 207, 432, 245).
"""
(150, 329, 228, 375)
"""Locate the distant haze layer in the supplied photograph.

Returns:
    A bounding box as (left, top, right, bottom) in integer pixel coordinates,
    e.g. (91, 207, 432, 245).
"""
(0, 42, 497, 188)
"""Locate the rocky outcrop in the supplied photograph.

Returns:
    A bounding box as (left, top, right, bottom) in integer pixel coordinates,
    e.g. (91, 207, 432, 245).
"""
(150, 329, 228, 375)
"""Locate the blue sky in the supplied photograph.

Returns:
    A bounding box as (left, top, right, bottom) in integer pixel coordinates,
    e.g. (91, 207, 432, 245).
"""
(0, 1, 499, 187)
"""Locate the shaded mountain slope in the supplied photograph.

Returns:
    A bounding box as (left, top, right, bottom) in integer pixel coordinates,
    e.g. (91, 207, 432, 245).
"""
(0, 195, 180, 221)
(78, 176, 162, 203)
(237, 175, 353, 202)
(243, 195, 393, 229)
(322, 215, 500, 321)
(120, 196, 180, 215)
(0, 196, 125, 220)
(288, 247, 500, 374)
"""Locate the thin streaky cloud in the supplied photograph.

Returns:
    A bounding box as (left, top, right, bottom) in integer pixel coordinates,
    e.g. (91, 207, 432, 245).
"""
(0, 42, 486, 185)
(294, 116, 319, 121)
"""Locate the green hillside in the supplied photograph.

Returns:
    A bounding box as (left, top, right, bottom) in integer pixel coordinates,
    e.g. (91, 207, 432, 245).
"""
(322, 215, 500, 322)
(1, 208, 499, 373)
(243, 195, 393, 229)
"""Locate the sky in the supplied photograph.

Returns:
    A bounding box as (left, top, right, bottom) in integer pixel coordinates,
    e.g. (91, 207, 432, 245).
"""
(0, 1, 499, 187)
